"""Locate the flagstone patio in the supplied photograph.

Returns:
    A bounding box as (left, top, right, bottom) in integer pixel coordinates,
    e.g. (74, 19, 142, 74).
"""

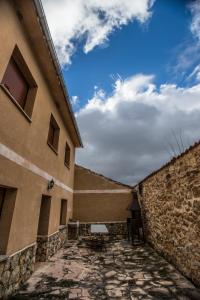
(9, 240, 200, 299)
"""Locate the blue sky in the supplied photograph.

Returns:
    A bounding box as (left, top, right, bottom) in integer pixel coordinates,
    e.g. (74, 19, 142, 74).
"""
(43, 0, 200, 184)
(63, 0, 193, 107)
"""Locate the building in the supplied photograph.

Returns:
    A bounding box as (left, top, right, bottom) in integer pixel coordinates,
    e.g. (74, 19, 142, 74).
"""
(73, 165, 132, 239)
(1, 0, 200, 296)
(0, 0, 82, 297)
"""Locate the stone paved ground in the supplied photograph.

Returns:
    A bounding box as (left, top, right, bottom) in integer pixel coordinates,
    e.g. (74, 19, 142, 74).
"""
(9, 240, 200, 300)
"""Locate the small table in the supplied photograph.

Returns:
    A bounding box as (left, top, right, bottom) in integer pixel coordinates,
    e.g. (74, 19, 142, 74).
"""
(89, 224, 109, 250)
(91, 224, 108, 234)
(68, 221, 79, 240)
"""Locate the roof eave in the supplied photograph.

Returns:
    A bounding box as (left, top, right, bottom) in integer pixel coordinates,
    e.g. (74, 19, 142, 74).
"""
(33, 0, 83, 148)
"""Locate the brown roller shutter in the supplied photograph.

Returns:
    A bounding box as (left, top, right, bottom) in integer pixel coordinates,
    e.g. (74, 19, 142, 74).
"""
(65, 142, 70, 167)
(2, 58, 28, 108)
(48, 122, 55, 146)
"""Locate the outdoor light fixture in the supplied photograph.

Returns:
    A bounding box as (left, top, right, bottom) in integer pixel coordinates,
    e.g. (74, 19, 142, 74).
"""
(47, 179, 55, 190)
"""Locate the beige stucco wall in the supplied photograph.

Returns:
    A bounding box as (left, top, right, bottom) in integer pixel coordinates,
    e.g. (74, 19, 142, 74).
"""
(0, 1, 75, 255)
(73, 166, 132, 222)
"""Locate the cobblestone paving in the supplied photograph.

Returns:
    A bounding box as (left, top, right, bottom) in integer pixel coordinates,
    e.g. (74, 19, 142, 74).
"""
(9, 240, 200, 299)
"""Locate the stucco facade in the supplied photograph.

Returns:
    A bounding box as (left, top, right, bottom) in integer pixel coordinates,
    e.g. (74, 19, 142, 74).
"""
(74, 165, 132, 222)
(0, 0, 82, 297)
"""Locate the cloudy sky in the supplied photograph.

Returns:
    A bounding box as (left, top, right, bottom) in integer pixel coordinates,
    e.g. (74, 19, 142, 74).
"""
(42, 0, 200, 185)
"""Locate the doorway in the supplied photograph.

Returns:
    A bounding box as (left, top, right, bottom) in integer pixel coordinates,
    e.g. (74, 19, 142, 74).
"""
(37, 195, 51, 236)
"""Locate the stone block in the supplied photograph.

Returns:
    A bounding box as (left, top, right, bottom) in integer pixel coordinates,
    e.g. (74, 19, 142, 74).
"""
(105, 270, 117, 278)
(193, 199, 200, 211)
(0, 245, 36, 298)
(192, 186, 200, 198)
(0, 262, 4, 277)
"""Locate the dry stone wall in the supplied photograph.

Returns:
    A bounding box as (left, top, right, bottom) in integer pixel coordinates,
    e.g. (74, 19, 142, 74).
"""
(0, 244, 36, 299)
(36, 226, 68, 262)
(68, 222, 127, 240)
(0, 226, 68, 298)
(79, 222, 127, 240)
(137, 143, 200, 287)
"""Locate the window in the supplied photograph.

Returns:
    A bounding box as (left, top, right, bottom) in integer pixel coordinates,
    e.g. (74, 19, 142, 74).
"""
(47, 114, 60, 153)
(2, 58, 28, 108)
(1, 46, 37, 119)
(64, 142, 71, 168)
(60, 199, 68, 225)
(0, 186, 17, 254)
(37, 195, 51, 236)
(0, 188, 6, 220)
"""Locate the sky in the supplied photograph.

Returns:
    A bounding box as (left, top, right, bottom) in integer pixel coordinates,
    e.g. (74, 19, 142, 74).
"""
(42, 0, 200, 185)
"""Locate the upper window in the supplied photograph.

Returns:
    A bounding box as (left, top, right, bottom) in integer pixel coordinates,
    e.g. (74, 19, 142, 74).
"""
(47, 114, 60, 153)
(64, 142, 71, 168)
(2, 58, 28, 108)
(1, 46, 37, 119)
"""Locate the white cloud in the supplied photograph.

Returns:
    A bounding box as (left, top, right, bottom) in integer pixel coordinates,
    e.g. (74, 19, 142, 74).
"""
(76, 74, 200, 185)
(71, 95, 79, 105)
(189, 0, 200, 41)
(42, 0, 154, 65)
(171, 1, 200, 77)
(187, 64, 200, 82)
(70, 95, 80, 110)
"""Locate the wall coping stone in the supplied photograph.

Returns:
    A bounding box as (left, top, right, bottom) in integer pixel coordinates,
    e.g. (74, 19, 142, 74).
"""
(79, 221, 126, 224)
(0, 255, 8, 263)
(59, 225, 68, 230)
(136, 140, 200, 186)
(5, 242, 36, 259)
(37, 231, 59, 239)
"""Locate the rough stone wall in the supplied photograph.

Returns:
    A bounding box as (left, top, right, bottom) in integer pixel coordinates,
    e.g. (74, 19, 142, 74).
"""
(0, 227, 68, 298)
(36, 226, 68, 262)
(68, 222, 127, 241)
(138, 143, 200, 287)
(0, 244, 36, 299)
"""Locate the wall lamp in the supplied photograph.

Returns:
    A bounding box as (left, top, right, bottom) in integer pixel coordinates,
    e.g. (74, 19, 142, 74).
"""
(47, 179, 55, 190)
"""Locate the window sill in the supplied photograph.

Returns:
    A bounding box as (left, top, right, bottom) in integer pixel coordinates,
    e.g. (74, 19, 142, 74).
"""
(0, 84, 32, 123)
(47, 142, 58, 155)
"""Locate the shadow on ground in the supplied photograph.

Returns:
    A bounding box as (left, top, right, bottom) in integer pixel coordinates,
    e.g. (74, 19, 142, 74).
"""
(8, 240, 200, 299)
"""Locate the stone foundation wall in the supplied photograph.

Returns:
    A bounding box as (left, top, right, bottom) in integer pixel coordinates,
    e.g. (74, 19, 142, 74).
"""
(138, 143, 200, 287)
(0, 243, 36, 299)
(68, 222, 127, 240)
(0, 226, 68, 298)
(36, 226, 68, 262)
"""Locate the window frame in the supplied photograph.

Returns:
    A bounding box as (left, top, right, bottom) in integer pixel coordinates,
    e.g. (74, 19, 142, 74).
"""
(47, 114, 60, 154)
(64, 142, 71, 168)
(0, 45, 37, 121)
